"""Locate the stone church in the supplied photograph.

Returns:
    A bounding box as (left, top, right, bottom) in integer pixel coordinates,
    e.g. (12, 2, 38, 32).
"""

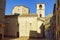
(5, 3, 45, 39)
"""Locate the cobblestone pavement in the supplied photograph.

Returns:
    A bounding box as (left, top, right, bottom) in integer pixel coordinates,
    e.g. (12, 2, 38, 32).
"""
(4, 37, 53, 40)
(4, 37, 19, 40)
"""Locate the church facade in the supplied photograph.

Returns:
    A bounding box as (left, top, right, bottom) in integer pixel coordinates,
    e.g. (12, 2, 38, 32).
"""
(5, 3, 45, 39)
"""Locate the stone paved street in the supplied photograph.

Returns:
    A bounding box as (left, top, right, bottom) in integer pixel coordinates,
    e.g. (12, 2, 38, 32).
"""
(4, 37, 53, 40)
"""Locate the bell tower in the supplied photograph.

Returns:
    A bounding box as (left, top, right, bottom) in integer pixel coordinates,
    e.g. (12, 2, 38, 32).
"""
(36, 3, 45, 18)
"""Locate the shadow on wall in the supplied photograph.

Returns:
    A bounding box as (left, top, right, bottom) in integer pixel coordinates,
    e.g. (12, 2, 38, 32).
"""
(50, 16, 56, 40)
(28, 23, 45, 40)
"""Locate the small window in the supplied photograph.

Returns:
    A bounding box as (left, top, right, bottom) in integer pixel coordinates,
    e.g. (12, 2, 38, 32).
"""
(40, 14, 42, 17)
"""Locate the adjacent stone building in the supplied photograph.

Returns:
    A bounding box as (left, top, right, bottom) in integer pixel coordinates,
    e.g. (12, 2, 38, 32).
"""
(0, 0, 6, 40)
(53, 0, 60, 40)
(5, 15, 19, 37)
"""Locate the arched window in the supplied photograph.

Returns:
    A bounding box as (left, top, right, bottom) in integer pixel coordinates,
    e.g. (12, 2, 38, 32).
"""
(39, 5, 42, 9)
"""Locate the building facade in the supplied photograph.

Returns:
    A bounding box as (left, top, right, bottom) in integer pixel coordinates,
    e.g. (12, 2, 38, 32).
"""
(0, 0, 6, 40)
(5, 3, 45, 40)
(53, 0, 60, 40)
(5, 15, 19, 37)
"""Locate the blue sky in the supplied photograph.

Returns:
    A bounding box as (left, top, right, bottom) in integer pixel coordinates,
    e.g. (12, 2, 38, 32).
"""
(5, 0, 55, 16)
